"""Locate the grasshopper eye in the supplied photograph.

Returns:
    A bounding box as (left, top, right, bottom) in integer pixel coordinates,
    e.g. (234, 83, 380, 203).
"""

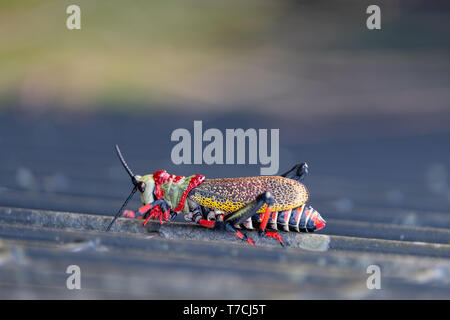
(137, 182, 146, 193)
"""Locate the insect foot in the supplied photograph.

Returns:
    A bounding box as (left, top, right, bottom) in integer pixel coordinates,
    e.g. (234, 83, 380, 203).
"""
(224, 223, 255, 245)
(259, 230, 285, 247)
(207, 221, 255, 245)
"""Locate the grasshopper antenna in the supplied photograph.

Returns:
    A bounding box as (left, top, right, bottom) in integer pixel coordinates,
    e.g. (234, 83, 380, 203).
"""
(106, 145, 138, 232)
(115, 144, 138, 186)
(106, 185, 137, 232)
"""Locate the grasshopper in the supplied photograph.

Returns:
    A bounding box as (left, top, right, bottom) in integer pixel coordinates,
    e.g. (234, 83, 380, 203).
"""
(106, 145, 326, 246)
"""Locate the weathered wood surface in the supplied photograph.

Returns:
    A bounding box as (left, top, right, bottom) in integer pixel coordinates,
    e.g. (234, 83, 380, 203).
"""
(0, 112, 449, 299)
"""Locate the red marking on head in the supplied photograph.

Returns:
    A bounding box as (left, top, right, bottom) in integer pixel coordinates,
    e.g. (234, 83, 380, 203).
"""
(153, 170, 174, 184)
(153, 170, 174, 199)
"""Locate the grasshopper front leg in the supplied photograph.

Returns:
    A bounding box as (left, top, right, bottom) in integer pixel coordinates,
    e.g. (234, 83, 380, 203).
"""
(138, 199, 171, 225)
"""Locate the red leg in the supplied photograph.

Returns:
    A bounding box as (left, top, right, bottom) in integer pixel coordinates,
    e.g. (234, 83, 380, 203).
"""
(140, 200, 172, 226)
(234, 229, 255, 245)
(225, 223, 255, 245)
(258, 207, 284, 247)
(199, 219, 216, 228)
(262, 231, 284, 246)
(259, 207, 272, 231)
(198, 219, 255, 245)
(221, 191, 280, 246)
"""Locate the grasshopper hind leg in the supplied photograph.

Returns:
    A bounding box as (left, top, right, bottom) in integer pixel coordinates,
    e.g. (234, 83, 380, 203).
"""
(196, 212, 255, 245)
(196, 192, 285, 246)
(224, 191, 284, 247)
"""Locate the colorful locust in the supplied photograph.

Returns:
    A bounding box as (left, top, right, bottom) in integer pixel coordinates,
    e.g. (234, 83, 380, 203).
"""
(106, 145, 326, 246)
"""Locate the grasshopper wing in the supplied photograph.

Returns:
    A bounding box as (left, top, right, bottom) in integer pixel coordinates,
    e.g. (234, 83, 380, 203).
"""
(188, 176, 309, 213)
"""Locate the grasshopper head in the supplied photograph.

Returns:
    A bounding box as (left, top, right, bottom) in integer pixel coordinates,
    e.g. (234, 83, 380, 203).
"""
(107, 145, 154, 232)
(135, 174, 156, 205)
(114, 144, 157, 206)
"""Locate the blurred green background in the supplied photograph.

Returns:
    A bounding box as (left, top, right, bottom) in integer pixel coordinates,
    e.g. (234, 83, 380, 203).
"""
(1, 0, 284, 111)
(1, 0, 449, 137)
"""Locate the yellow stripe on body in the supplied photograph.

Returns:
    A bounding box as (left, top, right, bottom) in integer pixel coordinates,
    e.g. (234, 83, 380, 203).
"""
(190, 193, 302, 214)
